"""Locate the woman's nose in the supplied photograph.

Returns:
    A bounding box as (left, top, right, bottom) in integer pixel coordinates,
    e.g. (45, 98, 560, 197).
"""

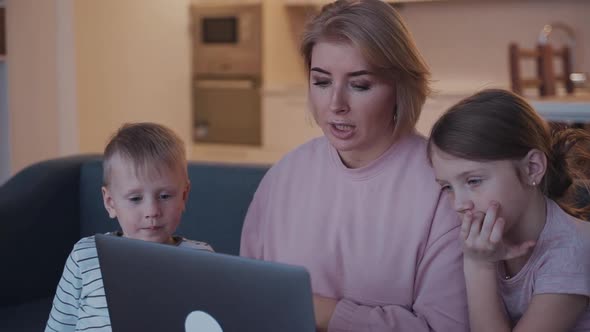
(329, 85, 349, 114)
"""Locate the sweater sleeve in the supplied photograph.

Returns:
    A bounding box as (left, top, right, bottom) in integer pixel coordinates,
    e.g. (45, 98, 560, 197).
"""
(328, 196, 469, 332)
(45, 248, 82, 332)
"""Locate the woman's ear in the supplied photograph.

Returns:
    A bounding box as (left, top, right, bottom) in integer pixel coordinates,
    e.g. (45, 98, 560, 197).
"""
(521, 149, 547, 186)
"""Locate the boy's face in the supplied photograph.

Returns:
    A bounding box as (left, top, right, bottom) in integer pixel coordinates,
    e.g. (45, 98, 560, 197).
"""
(102, 154, 189, 244)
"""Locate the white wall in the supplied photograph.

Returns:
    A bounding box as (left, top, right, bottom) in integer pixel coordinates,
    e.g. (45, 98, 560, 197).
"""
(398, 0, 590, 94)
(0, 62, 9, 184)
(74, 0, 193, 154)
(7, 0, 61, 174)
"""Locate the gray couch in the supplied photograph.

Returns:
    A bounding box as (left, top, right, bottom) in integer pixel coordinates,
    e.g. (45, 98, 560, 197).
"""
(0, 155, 269, 331)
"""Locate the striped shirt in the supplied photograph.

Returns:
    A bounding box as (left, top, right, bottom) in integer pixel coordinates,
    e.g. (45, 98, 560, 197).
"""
(45, 233, 213, 332)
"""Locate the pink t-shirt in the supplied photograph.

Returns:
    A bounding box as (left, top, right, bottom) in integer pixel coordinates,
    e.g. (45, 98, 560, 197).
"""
(240, 133, 468, 332)
(499, 198, 590, 330)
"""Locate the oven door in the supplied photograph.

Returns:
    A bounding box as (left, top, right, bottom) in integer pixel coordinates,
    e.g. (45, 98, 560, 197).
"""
(193, 78, 261, 146)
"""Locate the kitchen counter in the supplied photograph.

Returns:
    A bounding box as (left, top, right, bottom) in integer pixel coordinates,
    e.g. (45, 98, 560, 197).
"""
(530, 93, 590, 123)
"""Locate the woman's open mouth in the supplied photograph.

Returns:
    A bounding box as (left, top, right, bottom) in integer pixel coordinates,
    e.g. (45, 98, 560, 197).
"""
(329, 122, 356, 140)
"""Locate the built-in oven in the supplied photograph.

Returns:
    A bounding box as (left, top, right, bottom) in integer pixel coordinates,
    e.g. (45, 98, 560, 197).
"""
(193, 77, 261, 145)
(191, 4, 262, 146)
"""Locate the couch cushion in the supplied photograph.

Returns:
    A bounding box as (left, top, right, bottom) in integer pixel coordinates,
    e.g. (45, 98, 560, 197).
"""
(79, 160, 268, 255)
(0, 296, 52, 331)
(0, 155, 99, 307)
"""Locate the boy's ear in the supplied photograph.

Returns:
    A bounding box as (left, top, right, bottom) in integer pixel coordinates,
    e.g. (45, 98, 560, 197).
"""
(102, 186, 117, 219)
(181, 181, 191, 212)
(521, 149, 547, 186)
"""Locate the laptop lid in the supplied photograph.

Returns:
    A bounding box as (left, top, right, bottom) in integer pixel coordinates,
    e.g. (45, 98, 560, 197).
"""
(95, 234, 316, 332)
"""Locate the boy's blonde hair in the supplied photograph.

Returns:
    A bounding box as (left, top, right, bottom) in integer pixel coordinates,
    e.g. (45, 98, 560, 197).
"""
(300, 0, 431, 140)
(103, 122, 188, 186)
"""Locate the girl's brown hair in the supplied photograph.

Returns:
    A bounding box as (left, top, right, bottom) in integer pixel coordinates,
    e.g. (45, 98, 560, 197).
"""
(427, 89, 590, 220)
(300, 0, 431, 140)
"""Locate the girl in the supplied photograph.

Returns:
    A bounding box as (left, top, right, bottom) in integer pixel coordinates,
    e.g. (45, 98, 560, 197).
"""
(428, 89, 590, 332)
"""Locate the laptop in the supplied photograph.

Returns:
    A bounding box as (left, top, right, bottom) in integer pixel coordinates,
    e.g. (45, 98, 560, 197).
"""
(95, 234, 316, 332)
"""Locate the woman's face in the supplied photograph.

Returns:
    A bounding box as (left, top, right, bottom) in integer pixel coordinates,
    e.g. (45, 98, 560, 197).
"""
(308, 40, 397, 168)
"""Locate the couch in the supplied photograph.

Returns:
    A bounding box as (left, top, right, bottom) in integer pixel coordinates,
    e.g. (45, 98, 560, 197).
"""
(0, 155, 269, 331)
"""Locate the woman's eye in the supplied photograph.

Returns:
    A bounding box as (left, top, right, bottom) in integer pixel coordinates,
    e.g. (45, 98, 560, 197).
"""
(312, 80, 330, 87)
(351, 83, 370, 91)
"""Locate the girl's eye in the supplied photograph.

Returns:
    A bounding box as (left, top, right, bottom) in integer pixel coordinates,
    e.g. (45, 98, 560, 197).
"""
(440, 184, 452, 192)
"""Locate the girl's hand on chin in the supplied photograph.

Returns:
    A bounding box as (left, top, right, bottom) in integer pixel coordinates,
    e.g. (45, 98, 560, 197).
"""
(460, 202, 536, 264)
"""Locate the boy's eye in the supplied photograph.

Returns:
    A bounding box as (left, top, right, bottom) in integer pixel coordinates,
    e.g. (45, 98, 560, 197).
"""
(129, 196, 142, 203)
(467, 178, 482, 186)
(159, 193, 172, 200)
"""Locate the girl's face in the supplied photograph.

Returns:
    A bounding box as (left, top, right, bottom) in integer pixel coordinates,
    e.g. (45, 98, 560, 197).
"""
(308, 40, 397, 168)
(430, 146, 532, 232)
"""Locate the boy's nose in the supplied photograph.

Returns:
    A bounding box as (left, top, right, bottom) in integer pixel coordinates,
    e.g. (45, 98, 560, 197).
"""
(144, 201, 162, 219)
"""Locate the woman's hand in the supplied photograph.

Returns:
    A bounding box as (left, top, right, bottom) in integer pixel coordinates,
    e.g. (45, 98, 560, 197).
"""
(313, 294, 338, 332)
(461, 202, 536, 264)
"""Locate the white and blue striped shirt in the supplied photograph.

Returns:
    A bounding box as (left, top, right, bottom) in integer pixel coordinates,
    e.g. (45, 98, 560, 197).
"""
(45, 233, 213, 332)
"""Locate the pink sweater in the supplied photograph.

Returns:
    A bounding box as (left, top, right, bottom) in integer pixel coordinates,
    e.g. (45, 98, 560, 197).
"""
(240, 133, 469, 332)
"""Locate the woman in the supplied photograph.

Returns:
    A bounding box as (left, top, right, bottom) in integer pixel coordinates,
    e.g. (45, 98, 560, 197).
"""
(240, 1, 468, 331)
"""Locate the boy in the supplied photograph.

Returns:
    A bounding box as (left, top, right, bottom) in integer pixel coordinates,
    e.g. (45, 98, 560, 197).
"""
(45, 123, 212, 332)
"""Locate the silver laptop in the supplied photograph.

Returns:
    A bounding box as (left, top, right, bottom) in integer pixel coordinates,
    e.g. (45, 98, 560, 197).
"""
(95, 234, 315, 332)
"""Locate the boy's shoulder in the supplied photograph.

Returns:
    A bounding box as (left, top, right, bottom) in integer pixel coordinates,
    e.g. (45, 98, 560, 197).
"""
(177, 237, 214, 252)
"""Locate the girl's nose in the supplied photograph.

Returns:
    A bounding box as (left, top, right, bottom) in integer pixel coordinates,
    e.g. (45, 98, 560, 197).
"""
(453, 195, 474, 214)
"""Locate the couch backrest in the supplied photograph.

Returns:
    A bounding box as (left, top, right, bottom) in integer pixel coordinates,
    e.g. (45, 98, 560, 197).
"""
(79, 160, 269, 255)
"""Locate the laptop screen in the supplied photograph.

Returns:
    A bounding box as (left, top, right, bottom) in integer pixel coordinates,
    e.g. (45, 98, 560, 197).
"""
(96, 234, 315, 332)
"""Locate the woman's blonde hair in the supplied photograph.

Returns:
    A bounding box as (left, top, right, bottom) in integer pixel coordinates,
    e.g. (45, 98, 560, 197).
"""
(300, 0, 431, 139)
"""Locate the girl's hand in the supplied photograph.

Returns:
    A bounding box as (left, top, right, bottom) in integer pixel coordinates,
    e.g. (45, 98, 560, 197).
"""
(461, 202, 536, 263)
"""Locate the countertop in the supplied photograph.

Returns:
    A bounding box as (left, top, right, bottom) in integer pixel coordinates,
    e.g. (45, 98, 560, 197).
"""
(530, 92, 590, 123)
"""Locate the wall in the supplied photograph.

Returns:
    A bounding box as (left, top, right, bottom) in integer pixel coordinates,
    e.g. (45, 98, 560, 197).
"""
(74, 0, 193, 154)
(5, 0, 589, 172)
(6, 0, 61, 173)
(399, 0, 590, 94)
(265, 0, 590, 94)
(4, 0, 78, 176)
(0, 61, 8, 184)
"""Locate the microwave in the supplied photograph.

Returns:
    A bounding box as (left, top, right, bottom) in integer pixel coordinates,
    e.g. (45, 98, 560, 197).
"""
(191, 5, 262, 77)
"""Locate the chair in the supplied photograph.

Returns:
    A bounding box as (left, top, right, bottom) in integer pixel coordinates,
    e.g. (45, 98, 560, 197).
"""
(509, 42, 574, 97)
